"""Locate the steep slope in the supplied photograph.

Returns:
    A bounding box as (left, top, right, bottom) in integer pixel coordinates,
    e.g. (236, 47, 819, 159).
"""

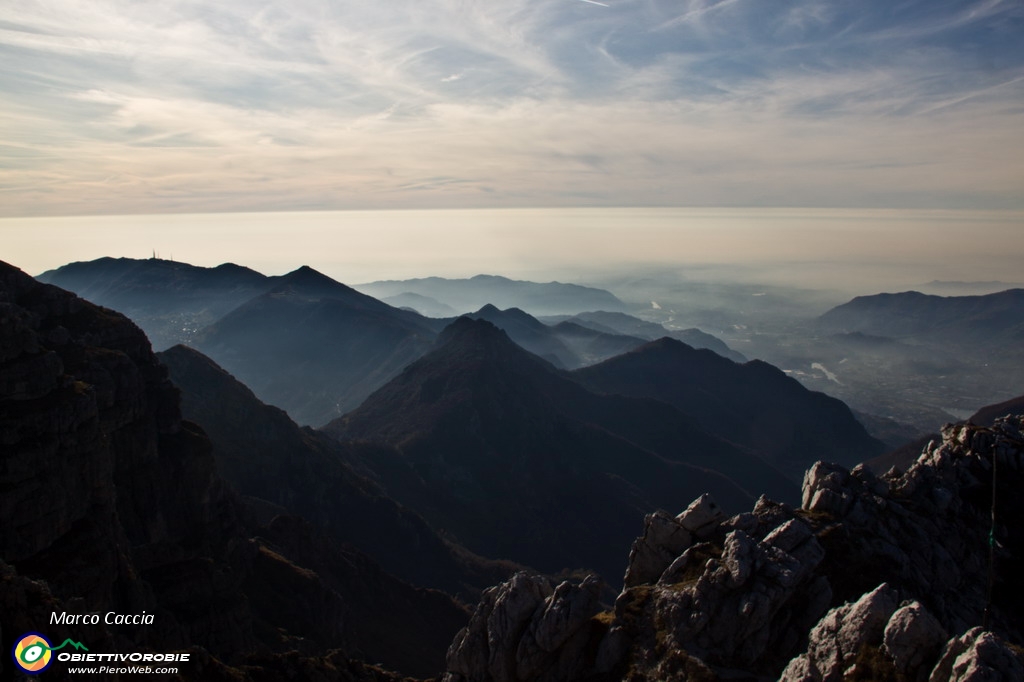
(36, 256, 270, 349)
(548, 321, 649, 368)
(574, 338, 885, 481)
(818, 288, 1024, 348)
(355, 274, 626, 315)
(865, 391, 1024, 474)
(159, 343, 517, 597)
(970, 392, 1024, 426)
(441, 417, 1024, 682)
(466, 305, 646, 369)
(194, 266, 438, 426)
(467, 304, 578, 368)
(0, 260, 465, 680)
(383, 291, 459, 317)
(553, 310, 747, 363)
(323, 318, 796, 583)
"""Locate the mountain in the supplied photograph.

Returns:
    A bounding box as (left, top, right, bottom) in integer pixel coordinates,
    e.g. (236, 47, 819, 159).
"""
(382, 291, 459, 317)
(158, 343, 517, 598)
(323, 318, 796, 583)
(193, 265, 439, 426)
(0, 259, 466, 679)
(355, 274, 627, 316)
(573, 338, 886, 481)
(547, 320, 650, 368)
(440, 417, 1024, 682)
(36, 256, 270, 349)
(865, 391, 1024, 475)
(818, 289, 1024, 348)
(466, 304, 646, 369)
(36, 258, 447, 427)
(969, 393, 1024, 426)
(919, 280, 1024, 295)
(548, 310, 747, 363)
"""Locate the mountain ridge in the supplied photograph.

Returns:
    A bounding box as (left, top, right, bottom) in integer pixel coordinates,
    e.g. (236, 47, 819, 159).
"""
(324, 317, 797, 583)
(574, 336, 886, 481)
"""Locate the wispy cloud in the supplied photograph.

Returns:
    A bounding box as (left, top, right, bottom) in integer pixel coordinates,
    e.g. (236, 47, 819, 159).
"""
(0, 0, 1021, 216)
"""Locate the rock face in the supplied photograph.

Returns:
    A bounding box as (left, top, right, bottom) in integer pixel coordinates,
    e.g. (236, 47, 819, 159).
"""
(0, 260, 445, 680)
(442, 572, 603, 682)
(441, 416, 1024, 681)
(2, 259, 249, 658)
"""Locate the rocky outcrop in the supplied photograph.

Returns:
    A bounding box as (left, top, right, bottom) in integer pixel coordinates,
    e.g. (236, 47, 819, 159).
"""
(442, 416, 1024, 681)
(781, 589, 1022, 682)
(442, 572, 604, 682)
(929, 627, 1024, 682)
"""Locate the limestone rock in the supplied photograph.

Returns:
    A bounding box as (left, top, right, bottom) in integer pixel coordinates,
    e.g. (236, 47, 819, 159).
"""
(780, 584, 899, 682)
(442, 572, 602, 682)
(677, 493, 726, 536)
(884, 601, 948, 679)
(443, 415, 1024, 682)
(623, 510, 692, 587)
(929, 627, 1024, 682)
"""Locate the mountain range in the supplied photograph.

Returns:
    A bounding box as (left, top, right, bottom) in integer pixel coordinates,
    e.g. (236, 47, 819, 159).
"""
(0, 260, 465, 679)
(6, 256, 1023, 680)
(190, 266, 439, 426)
(354, 274, 627, 316)
(573, 337, 885, 482)
(466, 304, 646, 369)
(818, 288, 1024, 350)
(157, 343, 517, 599)
(325, 318, 808, 581)
(36, 256, 271, 349)
(36, 258, 745, 427)
(542, 310, 747, 363)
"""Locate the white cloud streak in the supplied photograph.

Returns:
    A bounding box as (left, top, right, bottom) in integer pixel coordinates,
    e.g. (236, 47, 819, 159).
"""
(0, 0, 1021, 215)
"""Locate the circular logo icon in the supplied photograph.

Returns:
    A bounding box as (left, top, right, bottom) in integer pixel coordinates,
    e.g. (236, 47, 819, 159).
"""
(13, 633, 54, 675)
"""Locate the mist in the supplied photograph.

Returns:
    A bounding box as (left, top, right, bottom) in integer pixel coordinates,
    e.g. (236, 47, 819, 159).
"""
(6, 207, 1023, 296)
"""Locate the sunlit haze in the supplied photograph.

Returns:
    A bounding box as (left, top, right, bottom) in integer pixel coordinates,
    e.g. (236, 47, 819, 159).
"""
(2, 2, 1023, 292)
(4, 208, 1022, 293)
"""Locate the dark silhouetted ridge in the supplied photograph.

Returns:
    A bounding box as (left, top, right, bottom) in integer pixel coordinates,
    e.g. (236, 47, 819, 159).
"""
(324, 317, 796, 583)
(158, 343, 517, 601)
(267, 264, 376, 302)
(1, 259, 464, 680)
(575, 336, 885, 481)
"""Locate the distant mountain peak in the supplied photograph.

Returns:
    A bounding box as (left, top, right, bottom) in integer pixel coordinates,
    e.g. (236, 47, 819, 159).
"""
(278, 264, 339, 285)
(646, 336, 690, 351)
(435, 316, 516, 352)
(268, 265, 368, 301)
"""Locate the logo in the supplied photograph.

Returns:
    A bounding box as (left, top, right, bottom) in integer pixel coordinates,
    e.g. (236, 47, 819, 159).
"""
(12, 633, 88, 675)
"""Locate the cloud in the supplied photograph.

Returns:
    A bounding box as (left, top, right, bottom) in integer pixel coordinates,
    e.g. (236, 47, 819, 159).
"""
(0, 0, 1022, 215)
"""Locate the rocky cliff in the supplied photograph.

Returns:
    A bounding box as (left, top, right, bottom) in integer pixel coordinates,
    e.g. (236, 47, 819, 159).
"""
(441, 416, 1024, 681)
(0, 260, 446, 680)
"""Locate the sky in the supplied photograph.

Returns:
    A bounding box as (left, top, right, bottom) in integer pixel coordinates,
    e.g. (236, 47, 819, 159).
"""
(2, 0, 1023, 217)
